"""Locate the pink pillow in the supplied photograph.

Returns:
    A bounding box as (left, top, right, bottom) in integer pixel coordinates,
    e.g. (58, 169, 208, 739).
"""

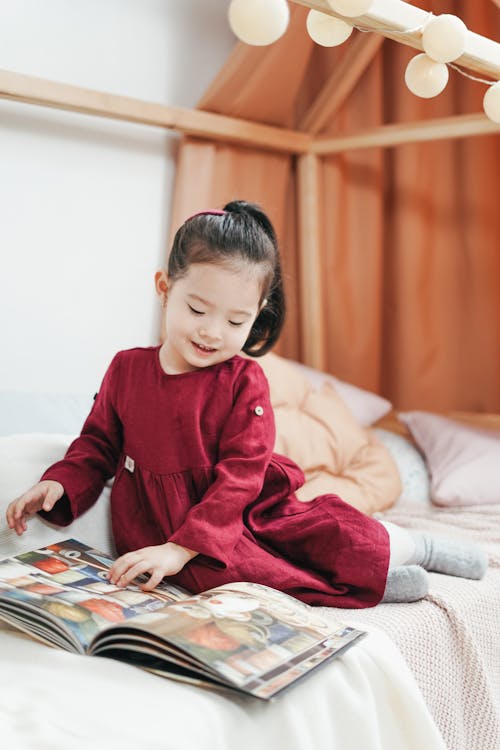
(291, 361, 392, 427)
(400, 411, 500, 507)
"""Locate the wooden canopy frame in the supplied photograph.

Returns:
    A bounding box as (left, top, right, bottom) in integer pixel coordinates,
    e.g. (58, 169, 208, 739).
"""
(1, 0, 499, 368)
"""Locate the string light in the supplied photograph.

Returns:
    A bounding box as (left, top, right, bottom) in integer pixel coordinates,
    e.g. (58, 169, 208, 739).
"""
(228, 0, 289, 46)
(306, 10, 353, 47)
(422, 14, 467, 64)
(320, 9, 499, 123)
(405, 53, 449, 98)
(483, 81, 500, 124)
(227, 3, 499, 123)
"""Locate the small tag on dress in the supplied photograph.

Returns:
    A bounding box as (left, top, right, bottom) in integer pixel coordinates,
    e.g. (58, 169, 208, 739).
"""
(124, 455, 135, 473)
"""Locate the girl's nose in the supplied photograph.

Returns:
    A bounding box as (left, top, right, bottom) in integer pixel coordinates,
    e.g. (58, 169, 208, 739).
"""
(199, 324, 222, 342)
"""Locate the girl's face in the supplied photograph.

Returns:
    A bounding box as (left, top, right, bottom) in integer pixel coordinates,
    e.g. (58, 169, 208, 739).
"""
(158, 261, 263, 374)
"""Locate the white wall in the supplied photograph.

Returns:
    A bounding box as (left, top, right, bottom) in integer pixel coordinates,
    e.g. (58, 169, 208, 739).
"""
(0, 0, 235, 394)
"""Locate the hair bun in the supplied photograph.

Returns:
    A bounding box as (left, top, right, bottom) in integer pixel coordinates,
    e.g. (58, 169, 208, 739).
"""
(222, 200, 250, 214)
(223, 200, 277, 246)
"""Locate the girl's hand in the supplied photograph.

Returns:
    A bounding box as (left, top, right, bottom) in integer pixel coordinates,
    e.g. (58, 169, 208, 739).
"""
(6, 480, 65, 536)
(108, 542, 199, 591)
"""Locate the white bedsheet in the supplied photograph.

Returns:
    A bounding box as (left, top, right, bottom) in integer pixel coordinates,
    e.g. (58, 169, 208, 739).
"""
(0, 620, 445, 750)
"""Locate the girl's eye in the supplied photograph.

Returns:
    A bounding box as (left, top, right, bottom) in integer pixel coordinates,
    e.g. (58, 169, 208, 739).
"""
(188, 304, 204, 316)
(228, 320, 244, 327)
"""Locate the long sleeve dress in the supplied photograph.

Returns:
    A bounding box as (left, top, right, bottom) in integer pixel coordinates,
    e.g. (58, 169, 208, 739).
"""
(40, 347, 390, 608)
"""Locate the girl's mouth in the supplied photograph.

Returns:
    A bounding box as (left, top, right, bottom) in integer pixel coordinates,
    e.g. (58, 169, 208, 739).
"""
(192, 341, 217, 354)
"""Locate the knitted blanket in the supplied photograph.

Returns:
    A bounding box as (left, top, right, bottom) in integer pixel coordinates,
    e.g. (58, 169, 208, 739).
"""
(324, 504, 500, 750)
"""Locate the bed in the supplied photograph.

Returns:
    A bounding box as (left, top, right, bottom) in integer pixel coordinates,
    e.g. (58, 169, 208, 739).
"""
(1, 4, 499, 745)
(1, 353, 499, 750)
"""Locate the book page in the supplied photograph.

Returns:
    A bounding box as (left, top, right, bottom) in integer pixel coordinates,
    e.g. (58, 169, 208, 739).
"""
(92, 580, 365, 699)
(0, 539, 189, 652)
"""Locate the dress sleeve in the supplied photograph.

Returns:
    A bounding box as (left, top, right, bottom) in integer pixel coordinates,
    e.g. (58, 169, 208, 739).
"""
(169, 360, 275, 567)
(38, 353, 123, 526)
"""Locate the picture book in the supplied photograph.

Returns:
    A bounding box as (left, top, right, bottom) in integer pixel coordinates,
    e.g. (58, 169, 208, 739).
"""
(0, 539, 366, 700)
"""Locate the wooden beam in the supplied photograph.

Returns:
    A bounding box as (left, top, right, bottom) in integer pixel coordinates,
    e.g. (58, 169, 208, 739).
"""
(312, 113, 500, 154)
(300, 32, 384, 133)
(296, 152, 326, 369)
(0, 68, 311, 155)
(291, 0, 500, 80)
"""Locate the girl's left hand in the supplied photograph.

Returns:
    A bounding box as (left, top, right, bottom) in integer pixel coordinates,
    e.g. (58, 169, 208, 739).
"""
(107, 542, 198, 591)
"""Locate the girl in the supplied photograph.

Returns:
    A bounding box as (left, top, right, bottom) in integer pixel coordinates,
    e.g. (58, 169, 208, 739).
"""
(6, 201, 487, 607)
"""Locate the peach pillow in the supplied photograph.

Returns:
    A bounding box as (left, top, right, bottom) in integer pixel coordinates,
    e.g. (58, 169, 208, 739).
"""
(259, 352, 392, 426)
(274, 383, 401, 514)
(400, 411, 500, 507)
(258, 351, 402, 513)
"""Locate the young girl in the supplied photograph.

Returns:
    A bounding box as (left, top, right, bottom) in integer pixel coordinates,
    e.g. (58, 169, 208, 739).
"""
(6, 201, 487, 607)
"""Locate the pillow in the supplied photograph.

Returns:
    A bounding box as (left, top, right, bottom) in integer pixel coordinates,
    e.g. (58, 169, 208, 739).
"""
(373, 429, 431, 507)
(0, 433, 114, 559)
(0, 391, 92, 436)
(269, 379, 402, 514)
(399, 411, 500, 507)
(258, 353, 401, 513)
(259, 353, 392, 426)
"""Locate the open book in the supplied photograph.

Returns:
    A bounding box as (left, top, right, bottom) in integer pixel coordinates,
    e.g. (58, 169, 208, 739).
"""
(0, 539, 365, 700)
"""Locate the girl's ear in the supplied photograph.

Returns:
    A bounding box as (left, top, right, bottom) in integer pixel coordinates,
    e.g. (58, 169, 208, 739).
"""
(154, 270, 169, 298)
(155, 271, 169, 343)
(154, 270, 170, 311)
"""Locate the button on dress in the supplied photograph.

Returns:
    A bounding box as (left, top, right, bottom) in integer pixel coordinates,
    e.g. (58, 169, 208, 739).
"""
(41, 347, 390, 608)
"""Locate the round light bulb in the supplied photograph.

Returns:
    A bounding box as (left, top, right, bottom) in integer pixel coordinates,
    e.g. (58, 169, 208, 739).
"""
(326, 0, 374, 18)
(405, 53, 449, 98)
(483, 81, 500, 124)
(422, 14, 467, 63)
(306, 10, 353, 47)
(228, 0, 289, 46)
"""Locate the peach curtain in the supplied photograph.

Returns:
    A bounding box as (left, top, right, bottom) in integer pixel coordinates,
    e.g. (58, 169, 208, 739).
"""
(169, 2, 500, 413)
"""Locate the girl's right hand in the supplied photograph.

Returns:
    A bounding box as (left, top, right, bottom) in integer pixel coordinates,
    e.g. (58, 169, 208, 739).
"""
(6, 480, 64, 536)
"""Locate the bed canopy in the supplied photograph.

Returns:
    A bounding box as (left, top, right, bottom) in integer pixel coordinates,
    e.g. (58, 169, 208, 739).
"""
(1, 0, 499, 412)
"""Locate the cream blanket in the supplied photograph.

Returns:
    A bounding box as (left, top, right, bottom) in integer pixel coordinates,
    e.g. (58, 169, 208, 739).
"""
(0, 619, 445, 750)
(335, 504, 500, 750)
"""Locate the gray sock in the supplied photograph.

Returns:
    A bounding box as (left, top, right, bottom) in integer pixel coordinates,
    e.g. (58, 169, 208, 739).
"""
(409, 533, 488, 580)
(382, 565, 429, 603)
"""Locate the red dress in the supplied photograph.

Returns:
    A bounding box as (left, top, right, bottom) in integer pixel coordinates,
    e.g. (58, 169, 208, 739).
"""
(41, 347, 389, 608)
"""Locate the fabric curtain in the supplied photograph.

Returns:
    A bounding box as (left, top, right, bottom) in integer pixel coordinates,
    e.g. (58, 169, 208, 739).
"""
(169, 2, 500, 413)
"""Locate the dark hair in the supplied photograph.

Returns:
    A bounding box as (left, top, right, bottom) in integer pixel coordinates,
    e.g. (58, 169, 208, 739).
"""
(168, 200, 286, 356)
